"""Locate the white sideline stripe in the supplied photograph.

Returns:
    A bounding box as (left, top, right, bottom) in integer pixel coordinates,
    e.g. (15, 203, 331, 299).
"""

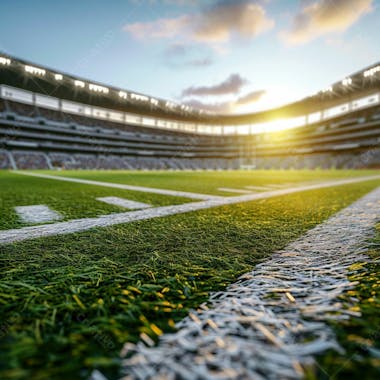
(96, 197, 151, 210)
(13, 172, 221, 201)
(245, 185, 273, 191)
(15, 205, 62, 224)
(117, 186, 380, 379)
(217, 187, 253, 194)
(1, 175, 380, 244)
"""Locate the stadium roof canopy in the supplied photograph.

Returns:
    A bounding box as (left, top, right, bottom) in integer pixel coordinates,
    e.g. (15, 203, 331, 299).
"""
(0, 52, 379, 125)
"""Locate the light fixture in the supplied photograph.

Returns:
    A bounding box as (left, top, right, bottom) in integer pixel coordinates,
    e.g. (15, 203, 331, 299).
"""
(74, 80, 85, 88)
(89, 83, 109, 94)
(25, 65, 46, 76)
(342, 77, 352, 86)
(0, 57, 11, 65)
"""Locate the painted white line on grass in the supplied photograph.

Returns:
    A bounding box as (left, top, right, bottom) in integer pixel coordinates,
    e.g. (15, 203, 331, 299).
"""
(117, 186, 380, 380)
(266, 183, 293, 188)
(217, 187, 253, 194)
(13, 171, 222, 201)
(1, 175, 379, 245)
(96, 197, 151, 210)
(15, 205, 62, 224)
(245, 185, 273, 191)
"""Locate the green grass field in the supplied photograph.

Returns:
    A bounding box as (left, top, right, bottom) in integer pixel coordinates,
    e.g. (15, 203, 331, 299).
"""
(38, 169, 380, 195)
(0, 172, 189, 230)
(0, 170, 379, 380)
(313, 225, 380, 379)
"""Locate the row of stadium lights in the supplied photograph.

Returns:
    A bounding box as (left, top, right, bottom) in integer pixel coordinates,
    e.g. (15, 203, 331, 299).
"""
(364, 65, 380, 77)
(3, 55, 378, 112)
(0, 56, 195, 113)
(322, 77, 353, 93)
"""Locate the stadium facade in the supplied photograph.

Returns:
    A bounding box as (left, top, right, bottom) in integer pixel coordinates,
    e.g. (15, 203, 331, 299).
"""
(0, 53, 379, 170)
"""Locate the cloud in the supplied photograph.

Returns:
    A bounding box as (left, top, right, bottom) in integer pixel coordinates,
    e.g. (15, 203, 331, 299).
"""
(181, 87, 266, 114)
(124, 15, 190, 39)
(193, 0, 275, 43)
(124, 0, 274, 46)
(163, 43, 214, 68)
(281, 0, 374, 45)
(183, 99, 232, 113)
(236, 89, 266, 105)
(181, 74, 249, 97)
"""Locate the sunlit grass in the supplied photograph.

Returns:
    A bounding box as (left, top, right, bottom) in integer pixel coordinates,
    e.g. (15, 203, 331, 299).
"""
(312, 225, 380, 379)
(0, 171, 189, 230)
(0, 179, 379, 380)
(37, 169, 380, 195)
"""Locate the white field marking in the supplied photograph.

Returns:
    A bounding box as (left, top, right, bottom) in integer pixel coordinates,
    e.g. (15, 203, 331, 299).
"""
(117, 186, 380, 380)
(96, 197, 151, 210)
(15, 205, 62, 224)
(217, 187, 254, 194)
(1, 175, 380, 245)
(265, 183, 294, 188)
(245, 185, 273, 191)
(13, 171, 222, 201)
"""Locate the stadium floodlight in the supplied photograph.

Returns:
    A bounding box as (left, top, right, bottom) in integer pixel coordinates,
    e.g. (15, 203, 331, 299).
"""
(180, 104, 191, 112)
(342, 77, 352, 86)
(364, 66, 380, 77)
(131, 93, 149, 102)
(54, 74, 63, 81)
(150, 98, 159, 106)
(89, 83, 109, 94)
(165, 101, 176, 109)
(322, 86, 333, 93)
(74, 80, 85, 88)
(119, 91, 128, 99)
(0, 57, 11, 65)
(24, 65, 46, 76)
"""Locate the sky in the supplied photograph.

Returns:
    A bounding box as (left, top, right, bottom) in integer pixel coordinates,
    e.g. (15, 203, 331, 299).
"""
(0, 0, 379, 114)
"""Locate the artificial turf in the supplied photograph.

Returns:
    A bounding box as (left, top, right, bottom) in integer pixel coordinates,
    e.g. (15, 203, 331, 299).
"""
(37, 169, 380, 196)
(312, 225, 380, 379)
(3, 169, 376, 230)
(0, 171, 189, 230)
(1, 177, 379, 380)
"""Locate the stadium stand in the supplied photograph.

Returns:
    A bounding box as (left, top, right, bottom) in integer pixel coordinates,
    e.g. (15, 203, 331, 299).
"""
(0, 54, 379, 170)
(0, 150, 11, 169)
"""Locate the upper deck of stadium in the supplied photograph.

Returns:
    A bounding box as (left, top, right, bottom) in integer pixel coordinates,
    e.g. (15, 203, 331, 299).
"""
(0, 53, 379, 135)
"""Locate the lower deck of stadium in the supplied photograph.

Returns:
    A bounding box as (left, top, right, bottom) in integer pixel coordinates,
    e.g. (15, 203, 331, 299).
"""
(1, 97, 380, 171)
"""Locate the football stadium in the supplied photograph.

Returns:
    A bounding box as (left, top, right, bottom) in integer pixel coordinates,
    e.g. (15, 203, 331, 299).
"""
(0, 1, 380, 379)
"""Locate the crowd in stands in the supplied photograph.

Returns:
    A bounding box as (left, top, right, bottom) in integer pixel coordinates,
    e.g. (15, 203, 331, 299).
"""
(1, 149, 380, 170)
(254, 149, 380, 169)
(12, 151, 50, 170)
(1, 97, 380, 171)
(0, 151, 11, 169)
(48, 153, 239, 170)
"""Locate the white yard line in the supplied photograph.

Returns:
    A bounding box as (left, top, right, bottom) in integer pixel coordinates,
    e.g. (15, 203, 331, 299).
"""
(117, 186, 380, 380)
(96, 197, 151, 210)
(266, 183, 293, 188)
(217, 188, 254, 194)
(245, 185, 273, 191)
(15, 205, 62, 224)
(13, 171, 222, 201)
(1, 175, 379, 245)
